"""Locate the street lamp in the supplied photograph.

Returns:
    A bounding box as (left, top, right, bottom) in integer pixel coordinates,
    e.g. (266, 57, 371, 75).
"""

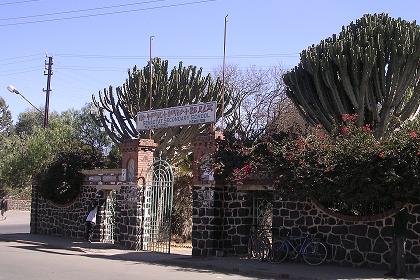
(7, 85, 43, 114)
(7, 85, 48, 130)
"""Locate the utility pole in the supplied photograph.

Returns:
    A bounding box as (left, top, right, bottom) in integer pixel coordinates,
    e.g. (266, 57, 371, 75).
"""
(149, 36, 154, 139)
(221, 15, 228, 132)
(43, 56, 53, 128)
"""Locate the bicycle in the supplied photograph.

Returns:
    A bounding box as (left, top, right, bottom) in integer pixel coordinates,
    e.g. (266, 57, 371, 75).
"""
(269, 232, 327, 265)
(247, 225, 271, 261)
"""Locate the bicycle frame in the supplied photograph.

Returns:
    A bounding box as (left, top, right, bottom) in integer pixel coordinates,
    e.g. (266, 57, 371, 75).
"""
(282, 235, 312, 257)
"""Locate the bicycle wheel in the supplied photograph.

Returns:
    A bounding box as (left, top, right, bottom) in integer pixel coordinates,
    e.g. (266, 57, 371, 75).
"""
(302, 241, 327, 265)
(269, 240, 288, 263)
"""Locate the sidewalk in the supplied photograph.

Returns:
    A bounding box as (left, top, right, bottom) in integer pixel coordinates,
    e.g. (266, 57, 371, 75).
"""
(1, 211, 419, 280)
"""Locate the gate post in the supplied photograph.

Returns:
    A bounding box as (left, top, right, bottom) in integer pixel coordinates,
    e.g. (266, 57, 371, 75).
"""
(120, 138, 157, 183)
(192, 128, 225, 256)
(118, 138, 157, 250)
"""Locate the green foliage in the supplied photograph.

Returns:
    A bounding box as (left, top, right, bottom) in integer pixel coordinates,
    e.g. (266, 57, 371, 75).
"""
(37, 150, 103, 204)
(14, 109, 46, 136)
(61, 104, 112, 155)
(213, 129, 254, 184)
(171, 174, 193, 241)
(0, 119, 78, 189)
(284, 13, 420, 139)
(0, 97, 12, 138)
(104, 144, 122, 168)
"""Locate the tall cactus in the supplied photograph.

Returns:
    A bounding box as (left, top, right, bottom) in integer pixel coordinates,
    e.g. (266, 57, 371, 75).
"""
(92, 58, 236, 161)
(283, 13, 420, 138)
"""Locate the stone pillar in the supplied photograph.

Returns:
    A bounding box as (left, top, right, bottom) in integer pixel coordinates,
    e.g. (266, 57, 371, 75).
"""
(117, 138, 157, 249)
(191, 129, 225, 256)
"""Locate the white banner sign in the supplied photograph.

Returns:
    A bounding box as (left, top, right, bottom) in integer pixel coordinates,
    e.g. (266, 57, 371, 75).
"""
(136, 101, 217, 130)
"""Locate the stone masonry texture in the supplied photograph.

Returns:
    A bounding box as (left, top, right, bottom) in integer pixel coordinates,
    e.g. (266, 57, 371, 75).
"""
(191, 186, 420, 272)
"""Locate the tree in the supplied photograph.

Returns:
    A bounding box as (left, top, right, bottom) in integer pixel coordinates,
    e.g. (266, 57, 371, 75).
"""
(0, 118, 79, 190)
(92, 58, 237, 161)
(14, 108, 45, 136)
(60, 104, 112, 155)
(38, 150, 103, 204)
(0, 97, 12, 137)
(283, 13, 420, 139)
(221, 65, 287, 142)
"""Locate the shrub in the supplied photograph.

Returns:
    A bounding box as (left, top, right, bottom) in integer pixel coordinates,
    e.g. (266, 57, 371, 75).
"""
(220, 116, 420, 216)
(37, 151, 103, 204)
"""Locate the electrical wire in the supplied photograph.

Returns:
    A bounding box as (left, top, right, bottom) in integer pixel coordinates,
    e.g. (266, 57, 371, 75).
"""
(0, 0, 170, 21)
(55, 53, 299, 60)
(0, 68, 39, 76)
(0, 57, 41, 66)
(0, 0, 218, 27)
(0, 53, 43, 62)
(0, 0, 41, 6)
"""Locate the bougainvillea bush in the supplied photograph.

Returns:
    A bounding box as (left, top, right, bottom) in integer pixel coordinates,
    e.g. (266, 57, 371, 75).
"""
(218, 115, 420, 216)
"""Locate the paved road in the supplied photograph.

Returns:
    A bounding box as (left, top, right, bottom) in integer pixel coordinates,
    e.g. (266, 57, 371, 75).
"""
(0, 240, 256, 280)
(0, 211, 254, 280)
(2, 211, 420, 280)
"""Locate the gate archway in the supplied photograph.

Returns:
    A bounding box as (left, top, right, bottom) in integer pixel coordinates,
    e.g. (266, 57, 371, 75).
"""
(142, 157, 174, 253)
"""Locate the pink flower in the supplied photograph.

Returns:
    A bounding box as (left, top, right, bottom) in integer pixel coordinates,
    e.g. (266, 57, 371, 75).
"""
(378, 151, 385, 158)
(242, 163, 252, 175)
(409, 131, 417, 138)
(362, 124, 372, 132)
(341, 113, 358, 122)
(340, 127, 349, 134)
(285, 153, 294, 162)
(295, 138, 305, 150)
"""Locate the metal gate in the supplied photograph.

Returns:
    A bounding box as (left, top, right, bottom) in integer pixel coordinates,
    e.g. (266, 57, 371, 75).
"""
(142, 157, 174, 253)
(252, 195, 272, 228)
(102, 190, 116, 243)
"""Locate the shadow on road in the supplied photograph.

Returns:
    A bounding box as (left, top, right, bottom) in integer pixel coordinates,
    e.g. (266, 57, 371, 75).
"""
(2, 232, 418, 280)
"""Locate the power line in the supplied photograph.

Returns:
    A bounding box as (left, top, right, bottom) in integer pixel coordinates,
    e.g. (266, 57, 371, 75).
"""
(0, 68, 39, 76)
(0, 0, 169, 21)
(55, 53, 299, 60)
(0, 0, 41, 6)
(0, 53, 43, 62)
(0, 0, 218, 27)
(55, 66, 126, 72)
(0, 57, 40, 66)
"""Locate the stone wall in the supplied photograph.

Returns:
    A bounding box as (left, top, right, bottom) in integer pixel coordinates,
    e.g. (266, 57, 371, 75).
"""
(31, 185, 99, 239)
(6, 199, 31, 211)
(192, 186, 255, 256)
(31, 183, 146, 247)
(192, 186, 223, 256)
(191, 186, 420, 272)
(115, 185, 144, 250)
(272, 197, 420, 272)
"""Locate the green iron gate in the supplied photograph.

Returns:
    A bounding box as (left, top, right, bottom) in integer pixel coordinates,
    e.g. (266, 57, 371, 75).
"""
(142, 157, 174, 253)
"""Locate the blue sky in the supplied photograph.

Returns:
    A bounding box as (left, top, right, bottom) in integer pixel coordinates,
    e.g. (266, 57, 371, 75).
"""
(1, 0, 419, 121)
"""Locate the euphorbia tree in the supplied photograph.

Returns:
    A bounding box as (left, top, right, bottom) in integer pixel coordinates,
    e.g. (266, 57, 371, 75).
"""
(92, 58, 237, 161)
(284, 13, 420, 139)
